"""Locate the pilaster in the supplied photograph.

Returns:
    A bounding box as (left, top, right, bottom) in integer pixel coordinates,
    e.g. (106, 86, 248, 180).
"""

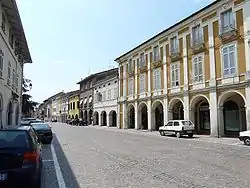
(208, 22, 216, 86)
(147, 100, 152, 131)
(245, 86, 250, 130)
(163, 97, 168, 125)
(147, 53, 151, 94)
(123, 62, 127, 97)
(183, 92, 190, 120)
(122, 103, 127, 129)
(135, 102, 138, 130)
(209, 90, 218, 136)
(163, 45, 168, 94)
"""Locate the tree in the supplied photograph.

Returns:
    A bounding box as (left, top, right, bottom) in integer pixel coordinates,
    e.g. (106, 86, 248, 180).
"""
(22, 77, 39, 116)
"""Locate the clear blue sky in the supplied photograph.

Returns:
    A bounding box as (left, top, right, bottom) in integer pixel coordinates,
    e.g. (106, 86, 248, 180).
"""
(16, 0, 214, 103)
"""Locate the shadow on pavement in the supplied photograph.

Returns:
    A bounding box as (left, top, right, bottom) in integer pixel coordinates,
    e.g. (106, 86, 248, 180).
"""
(52, 134, 81, 188)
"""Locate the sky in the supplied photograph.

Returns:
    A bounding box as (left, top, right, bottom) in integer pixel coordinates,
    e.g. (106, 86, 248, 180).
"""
(16, 0, 214, 103)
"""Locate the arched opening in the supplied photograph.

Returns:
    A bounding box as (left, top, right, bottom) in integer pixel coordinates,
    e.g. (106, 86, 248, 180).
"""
(93, 111, 99, 125)
(138, 103, 148, 130)
(7, 101, 13, 126)
(88, 109, 93, 125)
(219, 91, 246, 137)
(71, 115, 74, 119)
(84, 110, 87, 122)
(169, 99, 184, 120)
(190, 96, 210, 135)
(80, 111, 83, 119)
(109, 111, 117, 127)
(75, 114, 78, 119)
(101, 111, 107, 126)
(127, 104, 135, 129)
(152, 101, 164, 131)
(15, 105, 20, 125)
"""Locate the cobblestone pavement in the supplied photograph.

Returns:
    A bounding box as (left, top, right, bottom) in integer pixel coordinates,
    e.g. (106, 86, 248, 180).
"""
(44, 122, 250, 188)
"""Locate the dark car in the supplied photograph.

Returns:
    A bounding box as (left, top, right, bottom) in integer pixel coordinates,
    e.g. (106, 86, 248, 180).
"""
(21, 119, 44, 126)
(31, 123, 53, 144)
(0, 126, 42, 188)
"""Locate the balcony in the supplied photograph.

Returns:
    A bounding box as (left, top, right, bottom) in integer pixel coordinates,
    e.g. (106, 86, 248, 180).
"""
(191, 37, 205, 54)
(219, 22, 237, 43)
(128, 68, 134, 77)
(170, 48, 181, 61)
(152, 55, 162, 68)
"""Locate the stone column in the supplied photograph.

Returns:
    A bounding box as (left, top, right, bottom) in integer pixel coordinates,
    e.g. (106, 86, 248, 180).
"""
(183, 92, 190, 120)
(147, 100, 152, 131)
(117, 103, 120, 128)
(135, 102, 138, 130)
(135, 60, 138, 98)
(245, 85, 250, 131)
(163, 98, 168, 125)
(217, 106, 224, 137)
(210, 89, 218, 137)
(123, 62, 127, 97)
(107, 112, 110, 127)
(122, 103, 127, 129)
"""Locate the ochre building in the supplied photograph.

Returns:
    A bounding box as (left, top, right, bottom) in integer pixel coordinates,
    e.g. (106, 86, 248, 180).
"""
(115, 0, 250, 137)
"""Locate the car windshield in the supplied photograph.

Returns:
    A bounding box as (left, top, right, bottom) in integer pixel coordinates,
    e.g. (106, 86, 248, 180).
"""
(181, 121, 193, 126)
(0, 131, 28, 149)
(32, 123, 50, 130)
(30, 120, 43, 124)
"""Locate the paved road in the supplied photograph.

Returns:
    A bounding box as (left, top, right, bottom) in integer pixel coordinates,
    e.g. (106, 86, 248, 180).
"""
(41, 122, 250, 188)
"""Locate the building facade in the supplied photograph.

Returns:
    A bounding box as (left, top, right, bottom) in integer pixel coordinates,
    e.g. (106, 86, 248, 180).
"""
(115, 0, 250, 137)
(93, 68, 118, 127)
(60, 92, 68, 123)
(68, 90, 80, 120)
(0, 1, 32, 128)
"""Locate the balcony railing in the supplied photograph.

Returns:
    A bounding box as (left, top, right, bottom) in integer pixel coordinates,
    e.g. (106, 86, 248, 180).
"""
(219, 21, 237, 42)
(191, 36, 205, 53)
(152, 55, 162, 68)
(170, 47, 181, 61)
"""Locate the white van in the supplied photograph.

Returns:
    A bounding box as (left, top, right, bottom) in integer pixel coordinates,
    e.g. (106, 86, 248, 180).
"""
(159, 120, 195, 138)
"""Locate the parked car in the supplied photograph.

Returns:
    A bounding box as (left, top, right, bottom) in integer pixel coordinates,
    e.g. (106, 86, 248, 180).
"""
(239, 130, 250, 146)
(31, 123, 53, 144)
(21, 119, 44, 126)
(0, 126, 42, 187)
(159, 120, 195, 138)
(78, 118, 87, 126)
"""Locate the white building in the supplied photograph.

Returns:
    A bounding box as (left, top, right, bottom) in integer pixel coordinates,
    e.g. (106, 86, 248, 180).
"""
(0, 1, 32, 128)
(93, 68, 119, 127)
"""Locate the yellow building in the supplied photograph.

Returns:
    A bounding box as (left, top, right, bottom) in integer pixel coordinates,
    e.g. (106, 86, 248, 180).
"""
(115, 0, 250, 137)
(68, 90, 80, 119)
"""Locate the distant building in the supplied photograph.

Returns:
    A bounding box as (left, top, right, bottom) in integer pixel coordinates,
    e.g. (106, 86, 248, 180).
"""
(0, 1, 32, 128)
(68, 90, 80, 120)
(92, 68, 118, 127)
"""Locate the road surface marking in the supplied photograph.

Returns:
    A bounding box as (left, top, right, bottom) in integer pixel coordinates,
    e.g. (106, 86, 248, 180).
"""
(51, 144, 66, 188)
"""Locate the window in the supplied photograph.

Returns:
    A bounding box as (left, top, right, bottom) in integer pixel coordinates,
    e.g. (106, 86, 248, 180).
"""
(1, 13, 6, 34)
(9, 28, 14, 48)
(128, 59, 133, 73)
(193, 55, 203, 82)
(77, 101, 80, 109)
(73, 102, 75, 109)
(15, 73, 19, 92)
(102, 91, 106, 101)
(170, 36, 178, 54)
(222, 44, 236, 77)
(171, 63, 180, 87)
(0, 50, 3, 78)
(12, 69, 15, 89)
(174, 122, 179, 126)
(153, 68, 161, 90)
(139, 74, 145, 93)
(221, 9, 234, 34)
(7, 62, 11, 86)
(139, 53, 145, 67)
(166, 121, 173, 126)
(153, 46, 159, 62)
(128, 77, 134, 95)
(192, 25, 203, 46)
(107, 89, 111, 100)
(114, 88, 118, 99)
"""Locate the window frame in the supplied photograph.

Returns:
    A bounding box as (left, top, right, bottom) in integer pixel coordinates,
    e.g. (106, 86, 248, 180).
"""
(128, 77, 134, 96)
(170, 36, 179, 54)
(7, 62, 11, 86)
(128, 59, 133, 73)
(153, 46, 160, 62)
(192, 53, 204, 83)
(191, 24, 203, 46)
(139, 73, 145, 93)
(153, 68, 161, 91)
(139, 52, 145, 68)
(171, 62, 180, 88)
(221, 42, 237, 78)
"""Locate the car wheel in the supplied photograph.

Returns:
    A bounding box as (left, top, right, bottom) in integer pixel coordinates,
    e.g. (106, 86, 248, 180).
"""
(188, 133, 193, 138)
(244, 137, 250, 146)
(176, 132, 181, 138)
(160, 131, 165, 136)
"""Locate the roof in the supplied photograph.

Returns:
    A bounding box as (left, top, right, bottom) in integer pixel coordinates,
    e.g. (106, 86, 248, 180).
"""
(67, 90, 80, 97)
(1, 0, 32, 63)
(77, 68, 118, 85)
(17, 126, 31, 130)
(114, 0, 220, 62)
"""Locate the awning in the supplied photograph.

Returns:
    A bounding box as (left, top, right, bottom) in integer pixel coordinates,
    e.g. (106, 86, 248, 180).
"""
(89, 96, 93, 103)
(83, 97, 87, 104)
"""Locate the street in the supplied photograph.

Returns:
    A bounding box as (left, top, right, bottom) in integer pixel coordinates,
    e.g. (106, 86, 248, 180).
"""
(41, 122, 250, 188)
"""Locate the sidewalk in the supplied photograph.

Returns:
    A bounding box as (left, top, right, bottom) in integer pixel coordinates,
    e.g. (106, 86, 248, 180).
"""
(88, 125, 242, 146)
